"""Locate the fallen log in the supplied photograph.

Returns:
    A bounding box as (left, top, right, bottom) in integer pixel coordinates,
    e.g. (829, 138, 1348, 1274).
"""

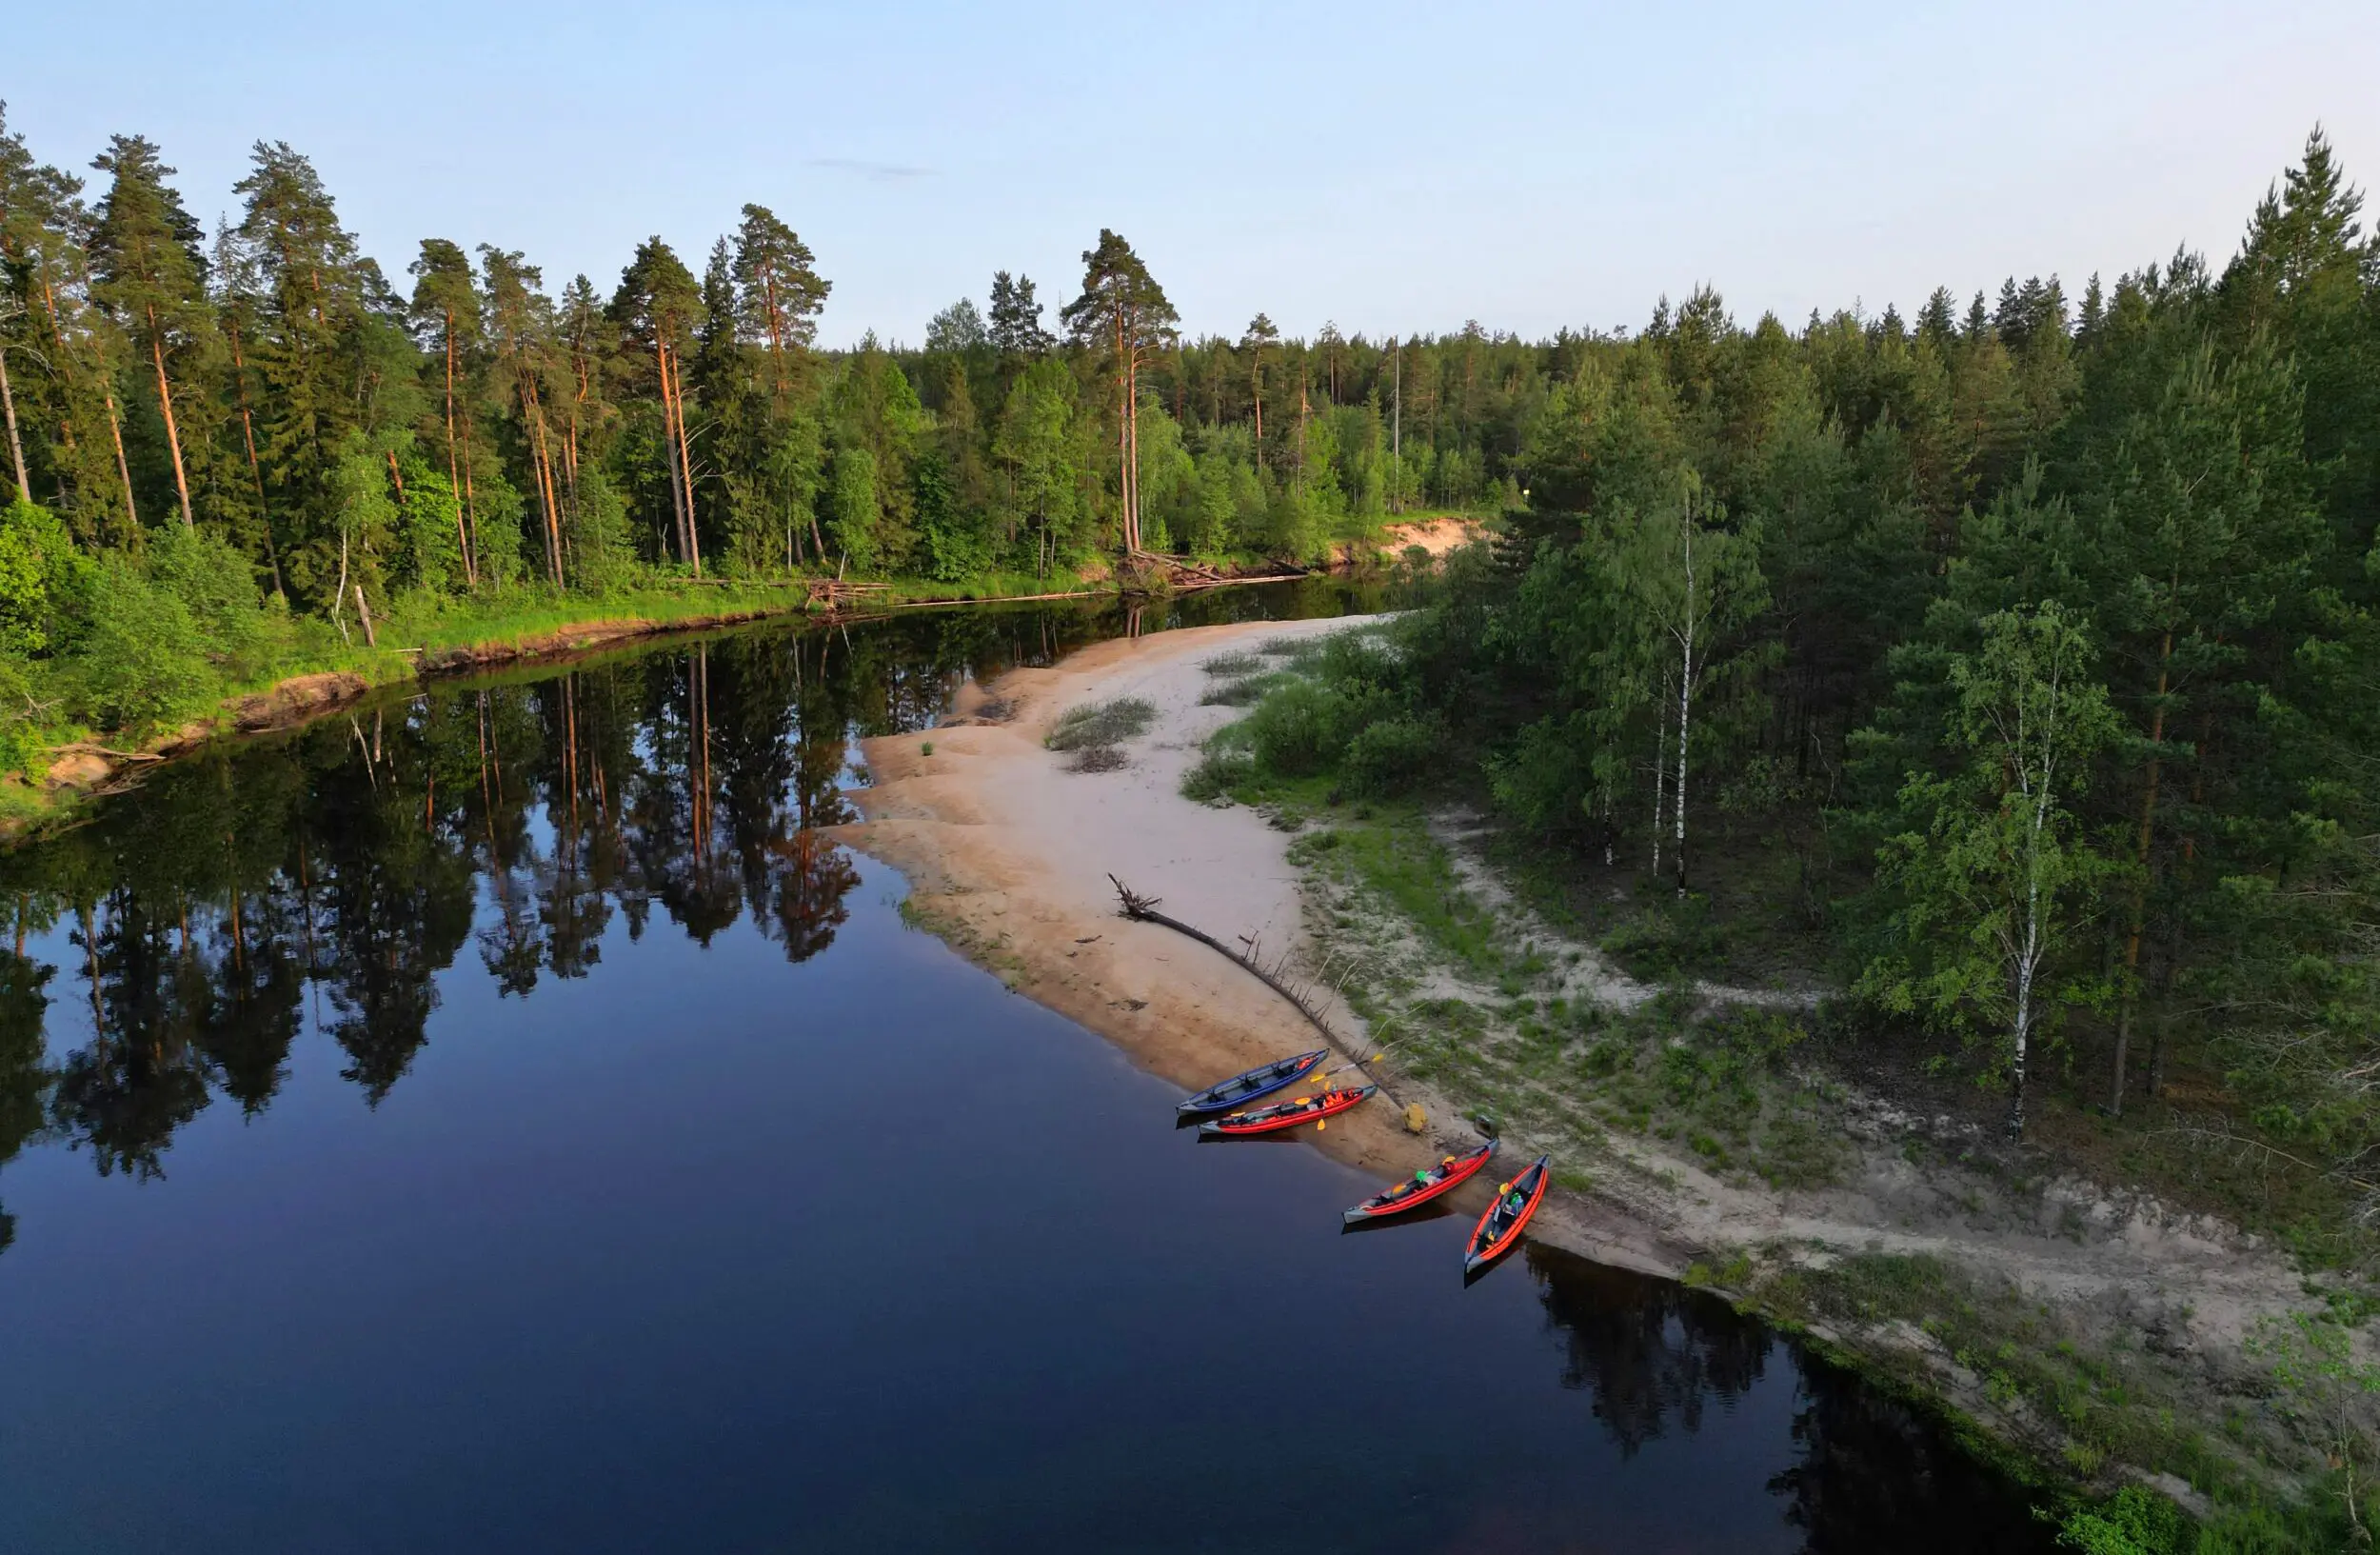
(1109, 873, 1395, 1103)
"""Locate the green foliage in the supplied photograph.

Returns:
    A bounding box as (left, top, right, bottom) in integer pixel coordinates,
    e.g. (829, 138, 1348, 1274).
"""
(74, 553, 214, 730)
(2057, 1487, 2194, 1553)
(146, 523, 272, 676)
(0, 500, 93, 656)
(1855, 604, 2124, 1127)
(827, 447, 882, 572)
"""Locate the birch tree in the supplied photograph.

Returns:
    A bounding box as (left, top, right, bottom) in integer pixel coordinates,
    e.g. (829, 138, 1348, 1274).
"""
(1619, 472, 1767, 894)
(1859, 603, 2122, 1139)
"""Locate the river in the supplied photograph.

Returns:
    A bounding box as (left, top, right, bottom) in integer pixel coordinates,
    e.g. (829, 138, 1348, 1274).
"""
(0, 587, 2054, 1553)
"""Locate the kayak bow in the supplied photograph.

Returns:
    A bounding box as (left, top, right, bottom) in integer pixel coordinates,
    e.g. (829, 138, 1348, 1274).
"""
(1197, 1085, 1377, 1139)
(1463, 1154, 1551, 1273)
(1341, 1138, 1497, 1225)
(1176, 1048, 1328, 1117)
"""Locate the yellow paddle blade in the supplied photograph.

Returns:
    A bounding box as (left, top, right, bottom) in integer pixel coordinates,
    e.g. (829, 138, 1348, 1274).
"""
(1316, 1119, 1326, 1131)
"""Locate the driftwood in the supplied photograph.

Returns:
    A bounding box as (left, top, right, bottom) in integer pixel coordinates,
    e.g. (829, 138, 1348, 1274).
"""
(1109, 873, 1393, 1101)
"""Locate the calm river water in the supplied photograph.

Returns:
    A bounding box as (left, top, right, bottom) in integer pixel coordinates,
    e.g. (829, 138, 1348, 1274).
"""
(0, 585, 2053, 1553)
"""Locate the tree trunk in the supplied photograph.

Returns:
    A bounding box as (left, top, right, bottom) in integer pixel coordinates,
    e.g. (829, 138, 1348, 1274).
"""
(354, 583, 377, 648)
(145, 308, 194, 528)
(1650, 673, 1668, 879)
(521, 371, 564, 587)
(0, 345, 27, 505)
(2112, 628, 2174, 1116)
(444, 314, 476, 588)
(103, 390, 138, 542)
(225, 322, 284, 595)
(662, 344, 700, 575)
(656, 340, 688, 565)
(1674, 514, 1697, 896)
(671, 348, 701, 577)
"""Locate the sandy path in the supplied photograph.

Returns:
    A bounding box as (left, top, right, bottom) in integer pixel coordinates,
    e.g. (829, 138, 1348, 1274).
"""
(832, 615, 1688, 1274)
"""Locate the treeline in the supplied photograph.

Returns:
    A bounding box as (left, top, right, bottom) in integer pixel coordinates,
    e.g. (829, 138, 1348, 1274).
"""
(1215, 132, 2379, 1186)
(0, 103, 1542, 752)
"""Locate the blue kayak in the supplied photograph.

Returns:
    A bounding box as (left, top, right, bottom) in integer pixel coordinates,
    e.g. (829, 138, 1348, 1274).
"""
(1176, 1049, 1328, 1117)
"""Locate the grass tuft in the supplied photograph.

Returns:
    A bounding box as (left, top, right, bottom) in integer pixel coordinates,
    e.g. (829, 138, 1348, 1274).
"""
(1046, 697, 1155, 752)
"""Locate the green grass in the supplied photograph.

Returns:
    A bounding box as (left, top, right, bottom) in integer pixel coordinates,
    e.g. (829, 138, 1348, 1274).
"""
(1045, 698, 1157, 752)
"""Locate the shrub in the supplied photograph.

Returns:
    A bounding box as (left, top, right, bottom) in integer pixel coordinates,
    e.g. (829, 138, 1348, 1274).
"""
(1601, 895, 1725, 981)
(1242, 680, 1349, 774)
(0, 654, 46, 774)
(1342, 714, 1444, 796)
(147, 524, 274, 678)
(73, 554, 216, 731)
(0, 499, 95, 655)
(2055, 1486, 2192, 1553)
(1181, 746, 1255, 806)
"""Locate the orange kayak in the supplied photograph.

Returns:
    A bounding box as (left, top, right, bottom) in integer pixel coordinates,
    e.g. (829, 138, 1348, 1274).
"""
(1463, 1154, 1550, 1273)
(1197, 1085, 1377, 1139)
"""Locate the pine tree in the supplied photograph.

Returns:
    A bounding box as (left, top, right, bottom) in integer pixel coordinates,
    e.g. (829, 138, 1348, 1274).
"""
(610, 238, 704, 572)
(1061, 231, 1176, 556)
(987, 270, 1052, 362)
(407, 239, 482, 586)
(88, 135, 208, 529)
(229, 141, 376, 605)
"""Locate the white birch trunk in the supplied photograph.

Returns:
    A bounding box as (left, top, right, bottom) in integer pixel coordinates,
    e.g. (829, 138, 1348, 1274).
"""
(1673, 511, 1696, 896)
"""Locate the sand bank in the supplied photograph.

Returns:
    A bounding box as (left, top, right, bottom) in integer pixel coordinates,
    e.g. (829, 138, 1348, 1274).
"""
(832, 614, 1688, 1276)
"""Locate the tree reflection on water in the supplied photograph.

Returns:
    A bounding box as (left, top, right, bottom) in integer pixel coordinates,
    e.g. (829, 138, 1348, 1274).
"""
(0, 593, 1265, 1211)
(1525, 1243, 2048, 1550)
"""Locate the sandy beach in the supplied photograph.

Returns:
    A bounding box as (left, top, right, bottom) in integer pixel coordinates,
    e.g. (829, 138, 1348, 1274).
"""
(832, 612, 1689, 1274)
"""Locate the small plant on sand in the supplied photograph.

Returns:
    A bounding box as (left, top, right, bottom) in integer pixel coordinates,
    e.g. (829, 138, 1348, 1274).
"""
(1201, 650, 1262, 677)
(1200, 675, 1272, 707)
(1068, 746, 1130, 773)
(1046, 697, 1155, 752)
(1181, 745, 1256, 806)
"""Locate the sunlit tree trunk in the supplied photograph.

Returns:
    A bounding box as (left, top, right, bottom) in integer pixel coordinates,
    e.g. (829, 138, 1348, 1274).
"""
(0, 344, 27, 504)
(143, 306, 193, 528)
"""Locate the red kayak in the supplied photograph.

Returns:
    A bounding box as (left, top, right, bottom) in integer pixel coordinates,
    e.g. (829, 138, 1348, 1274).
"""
(1197, 1085, 1376, 1139)
(1464, 1154, 1551, 1273)
(1342, 1139, 1498, 1225)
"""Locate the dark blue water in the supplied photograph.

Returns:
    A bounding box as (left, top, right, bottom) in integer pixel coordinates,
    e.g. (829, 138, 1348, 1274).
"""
(0, 589, 2053, 1553)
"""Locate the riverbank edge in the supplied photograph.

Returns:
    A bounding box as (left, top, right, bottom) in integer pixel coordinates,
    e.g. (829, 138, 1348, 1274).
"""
(0, 563, 1299, 842)
(824, 614, 2140, 1525)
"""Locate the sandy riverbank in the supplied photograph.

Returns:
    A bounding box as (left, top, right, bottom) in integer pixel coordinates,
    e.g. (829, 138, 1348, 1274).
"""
(831, 614, 1691, 1276)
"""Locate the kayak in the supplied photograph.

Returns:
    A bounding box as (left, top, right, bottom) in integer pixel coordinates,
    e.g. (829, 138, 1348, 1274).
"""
(1463, 1154, 1552, 1273)
(1341, 1138, 1497, 1225)
(1176, 1049, 1328, 1117)
(1197, 1085, 1377, 1139)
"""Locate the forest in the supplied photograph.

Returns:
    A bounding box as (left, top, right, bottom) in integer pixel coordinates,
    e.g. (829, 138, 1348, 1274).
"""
(0, 103, 1511, 767)
(1186, 130, 2380, 1251)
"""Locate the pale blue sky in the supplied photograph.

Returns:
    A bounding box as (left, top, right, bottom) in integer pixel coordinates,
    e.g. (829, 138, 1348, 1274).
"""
(11, 0, 2377, 346)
